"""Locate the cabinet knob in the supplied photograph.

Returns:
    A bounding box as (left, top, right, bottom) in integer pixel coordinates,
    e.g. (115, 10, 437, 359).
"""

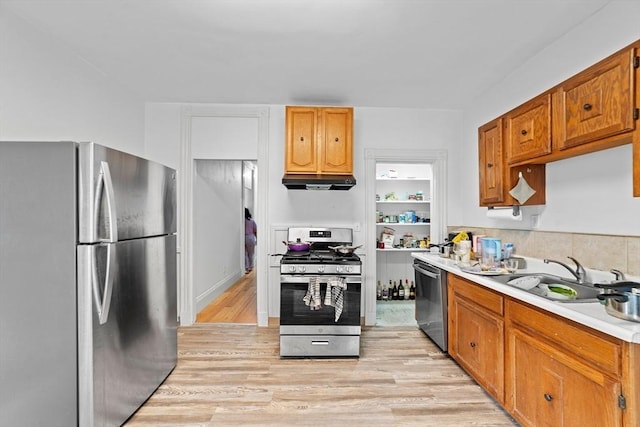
(300, 137, 304, 142)
(520, 129, 527, 135)
(487, 163, 493, 168)
(583, 103, 592, 111)
(469, 342, 476, 348)
(544, 393, 553, 402)
(335, 137, 339, 142)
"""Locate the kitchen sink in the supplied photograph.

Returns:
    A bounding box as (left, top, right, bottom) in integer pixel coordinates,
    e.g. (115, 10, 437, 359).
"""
(491, 273, 602, 303)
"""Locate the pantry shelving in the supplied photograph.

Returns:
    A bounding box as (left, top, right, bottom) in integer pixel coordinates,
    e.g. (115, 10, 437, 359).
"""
(375, 163, 433, 290)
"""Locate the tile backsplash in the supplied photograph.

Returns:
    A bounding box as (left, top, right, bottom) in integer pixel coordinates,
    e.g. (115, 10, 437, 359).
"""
(449, 227, 640, 278)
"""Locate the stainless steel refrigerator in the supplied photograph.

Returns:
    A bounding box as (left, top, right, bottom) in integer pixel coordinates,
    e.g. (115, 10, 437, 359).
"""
(0, 141, 178, 426)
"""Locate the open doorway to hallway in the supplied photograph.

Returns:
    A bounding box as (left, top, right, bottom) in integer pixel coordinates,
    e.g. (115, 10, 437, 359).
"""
(193, 159, 258, 324)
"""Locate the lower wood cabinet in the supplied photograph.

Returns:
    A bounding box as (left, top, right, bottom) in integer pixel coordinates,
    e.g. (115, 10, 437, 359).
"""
(448, 274, 504, 402)
(507, 327, 622, 427)
(446, 272, 635, 426)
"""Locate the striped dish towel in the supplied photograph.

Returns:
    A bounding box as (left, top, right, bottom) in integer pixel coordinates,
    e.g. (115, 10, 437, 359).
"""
(303, 276, 322, 310)
(325, 277, 347, 322)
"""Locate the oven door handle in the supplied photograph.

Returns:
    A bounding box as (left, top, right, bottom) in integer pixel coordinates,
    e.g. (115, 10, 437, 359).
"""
(280, 276, 361, 284)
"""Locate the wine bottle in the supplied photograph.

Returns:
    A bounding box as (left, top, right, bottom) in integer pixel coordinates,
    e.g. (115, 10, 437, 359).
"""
(392, 281, 398, 300)
(404, 279, 410, 300)
(398, 280, 405, 299)
(409, 280, 416, 300)
(382, 285, 388, 301)
(376, 281, 382, 300)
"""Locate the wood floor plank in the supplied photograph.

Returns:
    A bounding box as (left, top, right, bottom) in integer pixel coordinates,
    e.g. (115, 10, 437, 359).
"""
(125, 324, 518, 426)
(196, 270, 257, 324)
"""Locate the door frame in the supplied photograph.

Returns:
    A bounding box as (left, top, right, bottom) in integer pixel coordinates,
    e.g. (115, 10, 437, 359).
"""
(179, 105, 270, 326)
(364, 148, 448, 325)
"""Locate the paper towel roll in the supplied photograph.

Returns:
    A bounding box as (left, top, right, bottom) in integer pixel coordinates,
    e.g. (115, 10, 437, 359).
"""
(486, 207, 522, 221)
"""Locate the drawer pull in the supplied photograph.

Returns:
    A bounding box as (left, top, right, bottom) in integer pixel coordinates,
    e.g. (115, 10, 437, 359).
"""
(583, 103, 592, 111)
(487, 163, 493, 168)
(311, 341, 329, 346)
(469, 342, 476, 348)
(300, 136, 304, 141)
(544, 393, 553, 402)
(520, 129, 527, 135)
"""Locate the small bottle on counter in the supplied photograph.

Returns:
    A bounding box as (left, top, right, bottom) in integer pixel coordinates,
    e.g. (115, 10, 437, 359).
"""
(398, 281, 405, 299)
(409, 281, 416, 300)
(404, 279, 410, 300)
(392, 281, 398, 300)
(376, 281, 382, 300)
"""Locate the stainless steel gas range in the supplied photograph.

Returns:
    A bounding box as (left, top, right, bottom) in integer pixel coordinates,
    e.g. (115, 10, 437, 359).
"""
(279, 227, 362, 357)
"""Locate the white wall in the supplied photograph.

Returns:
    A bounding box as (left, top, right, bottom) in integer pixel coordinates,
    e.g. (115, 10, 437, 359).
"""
(459, 1, 640, 236)
(145, 103, 463, 318)
(193, 160, 244, 311)
(0, 8, 145, 155)
(266, 107, 463, 239)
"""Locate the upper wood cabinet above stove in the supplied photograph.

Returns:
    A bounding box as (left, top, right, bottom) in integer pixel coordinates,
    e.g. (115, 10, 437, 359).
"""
(285, 106, 354, 175)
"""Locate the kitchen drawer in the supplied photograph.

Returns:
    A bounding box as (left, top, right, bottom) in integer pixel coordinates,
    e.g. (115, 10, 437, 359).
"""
(506, 299, 622, 377)
(449, 274, 504, 316)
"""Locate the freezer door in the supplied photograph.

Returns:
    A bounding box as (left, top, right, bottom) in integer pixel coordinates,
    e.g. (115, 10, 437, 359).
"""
(78, 235, 177, 427)
(78, 142, 176, 243)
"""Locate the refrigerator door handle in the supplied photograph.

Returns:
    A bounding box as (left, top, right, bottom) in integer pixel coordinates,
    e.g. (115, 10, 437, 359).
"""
(95, 161, 118, 243)
(91, 244, 115, 325)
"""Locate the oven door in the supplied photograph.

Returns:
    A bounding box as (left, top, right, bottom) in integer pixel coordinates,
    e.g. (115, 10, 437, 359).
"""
(280, 275, 361, 334)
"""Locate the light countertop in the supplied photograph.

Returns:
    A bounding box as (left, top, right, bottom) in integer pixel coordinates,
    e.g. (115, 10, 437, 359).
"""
(412, 252, 640, 344)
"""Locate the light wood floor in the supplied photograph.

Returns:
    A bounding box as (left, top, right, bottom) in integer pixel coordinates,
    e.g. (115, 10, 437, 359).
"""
(126, 324, 518, 426)
(131, 272, 518, 425)
(196, 270, 257, 324)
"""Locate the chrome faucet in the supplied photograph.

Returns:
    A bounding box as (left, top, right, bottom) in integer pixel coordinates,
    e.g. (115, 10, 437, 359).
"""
(543, 256, 587, 284)
(610, 269, 626, 281)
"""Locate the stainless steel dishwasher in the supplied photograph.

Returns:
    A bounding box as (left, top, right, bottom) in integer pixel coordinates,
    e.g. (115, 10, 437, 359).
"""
(413, 259, 448, 352)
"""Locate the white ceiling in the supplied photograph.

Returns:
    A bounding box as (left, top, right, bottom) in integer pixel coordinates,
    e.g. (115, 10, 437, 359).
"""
(3, 0, 612, 109)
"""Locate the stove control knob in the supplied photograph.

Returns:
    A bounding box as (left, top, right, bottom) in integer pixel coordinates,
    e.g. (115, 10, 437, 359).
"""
(299, 266, 306, 273)
(289, 266, 296, 273)
(336, 266, 344, 273)
(345, 266, 352, 273)
(317, 265, 325, 273)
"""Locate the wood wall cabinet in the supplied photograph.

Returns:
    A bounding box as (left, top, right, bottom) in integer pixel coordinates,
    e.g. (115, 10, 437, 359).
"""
(557, 49, 636, 151)
(479, 39, 640, 198)
(505, 94, 552, 164)
(479, 118, 546, 206)
(285, 106, 353, 175)
(448, 274, 505, 402)
(478, 119, 505, 205)
(506, 300, 624, 427)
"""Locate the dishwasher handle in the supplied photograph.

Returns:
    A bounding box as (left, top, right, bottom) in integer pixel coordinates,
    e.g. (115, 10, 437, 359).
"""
(413, 262, 441, 279)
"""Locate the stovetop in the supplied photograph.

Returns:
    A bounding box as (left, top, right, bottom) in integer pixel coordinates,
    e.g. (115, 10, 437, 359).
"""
(281, 250, 360, 264)
(280, 227, 362, 275)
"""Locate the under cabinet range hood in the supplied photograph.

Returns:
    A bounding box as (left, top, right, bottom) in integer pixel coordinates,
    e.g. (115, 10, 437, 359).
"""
(282, 174, 356, 190)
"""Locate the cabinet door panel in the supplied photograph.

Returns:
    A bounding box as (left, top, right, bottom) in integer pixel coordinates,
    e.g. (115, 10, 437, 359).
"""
(510, 328, 622, 427)
(478, 119, 504, 205)
(560, 49, 635, 149)
(451, 296, 504, 401)
(506, 94, 552, 164)
(286, 107, 318, 173)
(319, 108, 353, 174)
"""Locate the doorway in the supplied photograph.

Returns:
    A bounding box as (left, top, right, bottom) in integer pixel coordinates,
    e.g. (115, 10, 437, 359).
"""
(375, 162, 432, 326)
(192, 159, 258, 324)
(178, 105, 269, 327)
(364, 149, 447, 326)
